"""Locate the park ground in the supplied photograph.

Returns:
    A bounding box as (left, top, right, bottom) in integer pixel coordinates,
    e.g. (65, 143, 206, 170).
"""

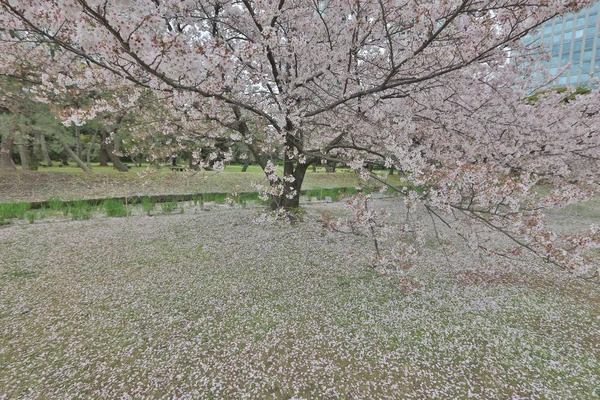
(1, 168, 599, 399)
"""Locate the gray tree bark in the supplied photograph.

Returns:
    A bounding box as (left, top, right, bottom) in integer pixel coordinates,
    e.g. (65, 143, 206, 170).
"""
(241, 158, 250, 172)
(75, 126, 82, 160)
(16, 133, 29, 170)
(39, 133, 53, 167)
(0, 133, 16, 170)
(101, 133, 128, 172)
(58, 134, 91, 172)
(87, 133, 98, 168)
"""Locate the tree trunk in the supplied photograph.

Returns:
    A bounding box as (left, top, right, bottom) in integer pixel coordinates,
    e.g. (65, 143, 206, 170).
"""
(99, 148, 109, 166)
(101, 136, 128, 172)
(107, 149, 129, 171)
(389, 167, 394, 175)
(241, 158, 250, 172)
(39, 133, 53, 167)
(16, 133, 30, 170)
(60, 152, 69, 166)
(75, 126, 82, 160)
(113, 135, 120, 153)
(0, 133, 16, 170)
(87, 133, 97, 168)
(269, 159, 310, 210)
(58, 135, 91, 172)
(325, 161, 336, 173)
(99, 131, 109, 167)
(187, 152, 193, 169)
(29, 137, 39, 171)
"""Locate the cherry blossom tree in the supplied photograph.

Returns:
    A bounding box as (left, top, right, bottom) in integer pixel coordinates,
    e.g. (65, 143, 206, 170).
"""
(1, 0, 599, 276)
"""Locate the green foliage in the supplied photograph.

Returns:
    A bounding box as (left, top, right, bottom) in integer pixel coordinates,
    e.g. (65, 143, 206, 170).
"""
(1, 269, 40, 281)
(141, 197, 156, 216)
(203, 193, 227, 204)
(192, 196, 204, 208)
(69, 200, 93, 220)
(0, 202, 30, 219)
(103, 199, 128, 217)
(527, 86, 591, 104)
(160, 201, 178, 213)
(306, 187, 360, 201)
(26, 212, 36, 224)
(48, 198, 64, 211)
(287, 207, 307, 222)
(214, 194, 227, 204)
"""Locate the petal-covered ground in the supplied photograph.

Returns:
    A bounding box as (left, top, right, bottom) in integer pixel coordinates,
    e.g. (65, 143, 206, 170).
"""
(0, 169, 361, 203)
(1, 200, 599, 399)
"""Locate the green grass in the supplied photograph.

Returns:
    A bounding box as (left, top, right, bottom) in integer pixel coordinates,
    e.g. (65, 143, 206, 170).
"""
(69, 200, 94, 220)
(26, 212, 36, 224)
(160, 201, 178, 213)
(47, 198, 65, 211)
(103, 199, 128, 217)
(22, 163, 150, 174)
(0, 202, 30, 219)
(202, 193, 228, 204)
(305, 187, 362, 201)
(17, 162, 357, 176)
(141, 197, 156, 216)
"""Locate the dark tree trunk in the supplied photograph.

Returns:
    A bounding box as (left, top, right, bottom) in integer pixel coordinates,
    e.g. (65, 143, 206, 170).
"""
(99, 147, 109, 166)
(101, 133, 128, 172)
(269, 157, 310, 210)
(60, 152, 69, 166)
(99, 131, 109, 167)
(58, 135, 91, 172)
(389, 167, 394, 175)
(241, 158, 251, 172)
(16, 133, 30, 170)
(242, 160, 250, 172)
(87, 133, 98, 168)
(0, 133, 16, 170)
(39, 133, 53, 167)
(325, 161, 336, 173)
(29, 138, 39, 171)
(75, 126, 82, 160)
(105, 145, 129, 172)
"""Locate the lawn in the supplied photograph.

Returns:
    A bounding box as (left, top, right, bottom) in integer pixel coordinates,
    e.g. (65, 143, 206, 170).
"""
(0, 196, 599, 399)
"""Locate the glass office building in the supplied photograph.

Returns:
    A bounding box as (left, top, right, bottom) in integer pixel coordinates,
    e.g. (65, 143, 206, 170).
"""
(525, 1, 600, 87)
